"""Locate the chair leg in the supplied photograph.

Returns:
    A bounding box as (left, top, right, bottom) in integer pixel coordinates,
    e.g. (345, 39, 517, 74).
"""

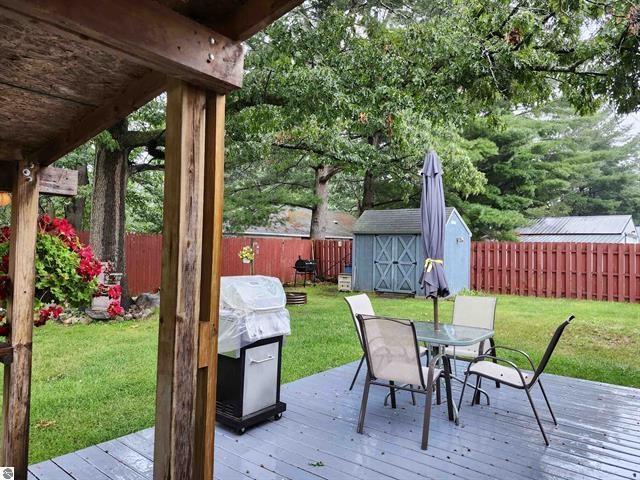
(436, 377, 441, 405)
(525, 387, 550, 446)
(473, 377, 483, 405)
(537, 380, 557, 425)
(357, 373, 372, 434)
(389, 381, 397, 409)
(471, 376, 481, 406)
(349, 355, 365, 391)
(457, 372, 471, 412)
(409, 385, 416, 406)
(422, 372, 436, 450)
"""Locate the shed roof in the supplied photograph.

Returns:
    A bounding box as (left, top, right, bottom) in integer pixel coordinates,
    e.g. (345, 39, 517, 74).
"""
(517, 215, 634, 235)
(353, 207, 470, 235)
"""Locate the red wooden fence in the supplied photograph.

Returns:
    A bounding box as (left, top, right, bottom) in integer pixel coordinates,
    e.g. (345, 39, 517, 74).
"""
(472, 242, 640, 303)
(313, 239, 352, 280)
(78, 233, 352, 295)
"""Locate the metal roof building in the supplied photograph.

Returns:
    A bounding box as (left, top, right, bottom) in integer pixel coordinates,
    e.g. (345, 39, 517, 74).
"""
(517, 215, 639, 244)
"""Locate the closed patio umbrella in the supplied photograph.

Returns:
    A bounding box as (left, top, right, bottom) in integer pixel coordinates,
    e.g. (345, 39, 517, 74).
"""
(419, 151, 449, 330)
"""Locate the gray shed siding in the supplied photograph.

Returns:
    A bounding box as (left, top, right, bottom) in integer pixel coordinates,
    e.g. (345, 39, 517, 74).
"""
(352, 208, 471, 296)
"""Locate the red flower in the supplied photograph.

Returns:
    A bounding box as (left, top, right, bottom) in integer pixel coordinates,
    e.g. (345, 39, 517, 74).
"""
(0, 323, 10, 337)
(1, 255, 8, 273)
(107, 285, 122, 300)
(52, 218, 76, 239)
(107, 301, 124, 318)
(0, 275, 10, 301)
(76, 245, 102, 280)
(36, 304, 64, 326)
(0, 226, 10, 242)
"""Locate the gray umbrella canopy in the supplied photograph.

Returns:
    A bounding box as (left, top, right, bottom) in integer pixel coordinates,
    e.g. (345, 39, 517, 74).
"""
(419, 151, 449, 299)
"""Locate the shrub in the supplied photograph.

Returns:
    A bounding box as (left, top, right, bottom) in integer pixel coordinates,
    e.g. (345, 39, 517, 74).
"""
(0, 216, 103, 337)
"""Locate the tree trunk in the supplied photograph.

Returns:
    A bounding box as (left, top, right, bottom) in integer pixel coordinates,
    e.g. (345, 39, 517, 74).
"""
(360, 169, 375, 214)
(89, 120, 130, 303)
(310, 165, 333, 240)
(65, 162, 88, 231)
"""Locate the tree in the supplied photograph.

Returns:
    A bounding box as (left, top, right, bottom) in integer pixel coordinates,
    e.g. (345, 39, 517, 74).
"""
(225, 0, 640, 236)
(455, 102, 640, 239)
(88, 98, 165, 301)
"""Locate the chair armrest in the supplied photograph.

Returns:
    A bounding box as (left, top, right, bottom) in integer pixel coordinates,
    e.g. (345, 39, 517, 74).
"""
(487, 345, 536, 370)
(467, 354, 529, 386)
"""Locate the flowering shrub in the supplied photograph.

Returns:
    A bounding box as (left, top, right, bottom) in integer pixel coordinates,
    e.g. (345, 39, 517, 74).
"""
(238, 245, 255, 262)
(0, 215, 103, 336)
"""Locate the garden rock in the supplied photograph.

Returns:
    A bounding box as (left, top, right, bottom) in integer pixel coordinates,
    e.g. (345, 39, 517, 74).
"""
(135, 293, 160, 310)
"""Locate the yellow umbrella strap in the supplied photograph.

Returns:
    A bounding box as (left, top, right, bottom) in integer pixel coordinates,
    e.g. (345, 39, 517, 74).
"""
(424, 258, 443, 273)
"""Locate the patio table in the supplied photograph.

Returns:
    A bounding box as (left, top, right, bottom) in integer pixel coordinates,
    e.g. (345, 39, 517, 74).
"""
(414, 321, 495, 424)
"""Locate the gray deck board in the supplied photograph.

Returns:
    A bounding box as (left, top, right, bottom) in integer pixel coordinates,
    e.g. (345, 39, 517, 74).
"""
(29, 360, 640, 480)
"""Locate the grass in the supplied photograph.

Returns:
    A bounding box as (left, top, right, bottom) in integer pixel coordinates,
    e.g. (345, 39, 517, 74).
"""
(10, 285, 640, 463)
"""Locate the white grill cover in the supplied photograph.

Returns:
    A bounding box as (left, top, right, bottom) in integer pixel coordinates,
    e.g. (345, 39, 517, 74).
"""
(218, 276, 291, 355)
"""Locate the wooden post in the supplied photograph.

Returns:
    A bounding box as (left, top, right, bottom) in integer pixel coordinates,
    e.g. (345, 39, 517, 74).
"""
(194, 93, 225, 480)
(154, 80, 207, 480)
(154, 82, 226, 480)
(2, 160, 40, 480)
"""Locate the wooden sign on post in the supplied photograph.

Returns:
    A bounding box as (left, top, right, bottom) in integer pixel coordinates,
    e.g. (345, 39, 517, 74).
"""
(0, 166, 78, 196)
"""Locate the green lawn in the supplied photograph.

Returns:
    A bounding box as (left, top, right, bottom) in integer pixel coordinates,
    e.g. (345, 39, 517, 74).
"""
(13, 285, 640, 463)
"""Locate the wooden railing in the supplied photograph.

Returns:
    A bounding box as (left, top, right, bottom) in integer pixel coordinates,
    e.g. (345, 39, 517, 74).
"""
(472, 241, 640, 303)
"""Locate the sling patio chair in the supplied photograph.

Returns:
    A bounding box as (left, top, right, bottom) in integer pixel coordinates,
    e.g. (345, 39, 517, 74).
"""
(444, 295, 498, 404)
(458, 315, 575, 446)
(356, 314, 447, 450)
(344, 294, 427, 391)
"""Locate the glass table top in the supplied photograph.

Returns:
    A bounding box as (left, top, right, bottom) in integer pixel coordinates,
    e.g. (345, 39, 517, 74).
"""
(358, 315, 493, 346)
(413, 322, 494, 346)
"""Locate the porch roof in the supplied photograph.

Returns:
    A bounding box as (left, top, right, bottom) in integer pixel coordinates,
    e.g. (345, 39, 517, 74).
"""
(0, 0, 301, 170)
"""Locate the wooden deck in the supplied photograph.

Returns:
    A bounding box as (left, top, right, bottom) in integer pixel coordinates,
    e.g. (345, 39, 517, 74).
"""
(29, 361, 640, 480)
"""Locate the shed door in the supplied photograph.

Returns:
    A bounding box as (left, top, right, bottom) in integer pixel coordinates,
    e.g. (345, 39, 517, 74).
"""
(373, 235, 417, 294)
(394, 235, 417, 293)
(373, 235, 394, 292)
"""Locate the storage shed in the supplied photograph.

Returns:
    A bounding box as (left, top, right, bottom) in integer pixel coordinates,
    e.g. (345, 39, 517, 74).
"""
(352, 208, 471, 296)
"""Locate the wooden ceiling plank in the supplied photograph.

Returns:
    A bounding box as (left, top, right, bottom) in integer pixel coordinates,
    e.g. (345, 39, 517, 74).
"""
(27, 72, 167, 166)
(0, 142, 21, 162)
(0, 0, 244, 93)
(212, 0, 303, 41)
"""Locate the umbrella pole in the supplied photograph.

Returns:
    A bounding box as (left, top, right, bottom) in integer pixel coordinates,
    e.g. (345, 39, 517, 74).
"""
(433, 297, 439, 331)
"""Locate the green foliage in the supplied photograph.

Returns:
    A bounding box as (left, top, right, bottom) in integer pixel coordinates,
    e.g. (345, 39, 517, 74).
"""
(32, 234, 98, 310)
(454, 102, 640, 238)
(225, 0, 640, 229)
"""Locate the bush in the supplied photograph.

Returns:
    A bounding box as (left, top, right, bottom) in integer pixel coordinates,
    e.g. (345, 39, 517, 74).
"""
(0, 216, 103, 336)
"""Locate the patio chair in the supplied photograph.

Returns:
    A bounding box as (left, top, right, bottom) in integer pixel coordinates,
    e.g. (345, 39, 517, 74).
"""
(356, 314, 445, 450)
(344, 294, 426, 391)
(444, 295, 498, 403)
(458, 315, 575, 446)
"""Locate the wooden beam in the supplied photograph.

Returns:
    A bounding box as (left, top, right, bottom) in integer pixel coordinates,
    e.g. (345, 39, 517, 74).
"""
(0, 142, 21, 162)
(194, 93, 226, 480)
(0, 0, 244, 93)
(154, 80, 206, 480)
(28, 72, 166, 166)
(2, 160, 39, 480)
(212, 0, 303, 41)
(0, 166, 79, 196)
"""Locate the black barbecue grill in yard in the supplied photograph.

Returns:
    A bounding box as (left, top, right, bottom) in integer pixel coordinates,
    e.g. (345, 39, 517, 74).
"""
(293, 257, 317, 286)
